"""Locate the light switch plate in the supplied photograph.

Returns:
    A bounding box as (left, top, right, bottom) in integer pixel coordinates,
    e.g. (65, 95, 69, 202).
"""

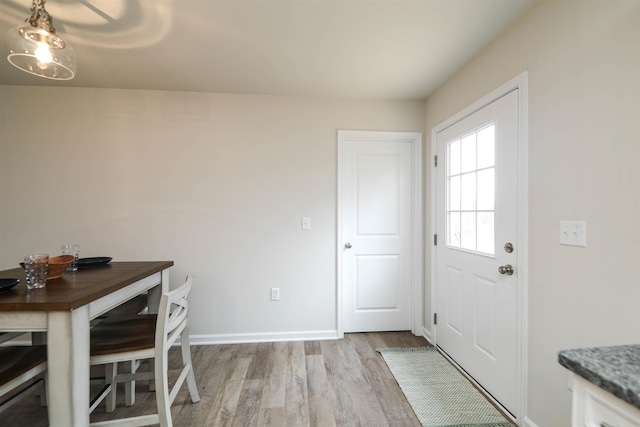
(560, 221, 586, 247)
(302, 217, 311, 230)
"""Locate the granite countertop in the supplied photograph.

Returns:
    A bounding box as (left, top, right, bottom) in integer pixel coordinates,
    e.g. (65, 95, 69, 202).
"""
(558, 344, 640, 410)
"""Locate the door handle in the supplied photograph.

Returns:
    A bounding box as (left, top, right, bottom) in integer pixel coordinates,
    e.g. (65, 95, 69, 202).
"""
(498, 264, 514, 275)
(344, 242, 352, 249)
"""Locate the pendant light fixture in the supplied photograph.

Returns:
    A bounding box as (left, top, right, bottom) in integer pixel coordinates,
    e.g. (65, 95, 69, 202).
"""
(6, 0, 76, 80)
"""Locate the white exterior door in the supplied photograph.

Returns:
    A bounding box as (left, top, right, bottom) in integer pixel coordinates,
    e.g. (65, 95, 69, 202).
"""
(435, 90, 519, 414)
(339, 131, 419, 333)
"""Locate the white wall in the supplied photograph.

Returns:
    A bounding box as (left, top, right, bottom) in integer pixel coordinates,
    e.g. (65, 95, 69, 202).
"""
(424, 1, 640, 426)
(0, 86, 424, 340)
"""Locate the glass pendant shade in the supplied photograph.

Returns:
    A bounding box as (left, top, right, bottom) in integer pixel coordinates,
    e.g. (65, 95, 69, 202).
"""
(7, 26, 76, 80)
(6, 0, 76, 80)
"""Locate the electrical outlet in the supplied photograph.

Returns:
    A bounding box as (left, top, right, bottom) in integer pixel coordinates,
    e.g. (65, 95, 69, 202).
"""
(270, 287, 280, 301)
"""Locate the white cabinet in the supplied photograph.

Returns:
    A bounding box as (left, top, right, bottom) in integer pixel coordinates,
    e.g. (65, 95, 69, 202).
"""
(572, 375, 640, 427)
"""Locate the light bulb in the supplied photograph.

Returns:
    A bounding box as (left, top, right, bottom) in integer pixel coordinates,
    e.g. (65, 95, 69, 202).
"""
(35, 42, 53, 64)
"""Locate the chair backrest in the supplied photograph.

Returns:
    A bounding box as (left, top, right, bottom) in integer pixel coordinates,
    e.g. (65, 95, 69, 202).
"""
(155, 275, 193, 352)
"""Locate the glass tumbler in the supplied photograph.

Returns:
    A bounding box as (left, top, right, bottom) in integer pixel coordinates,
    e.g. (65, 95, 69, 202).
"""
(61, 244, 80, 271)
(24, 254, 49, 289)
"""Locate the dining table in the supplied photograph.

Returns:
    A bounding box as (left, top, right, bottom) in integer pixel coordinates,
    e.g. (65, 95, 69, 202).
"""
(0, 260, 173, 426)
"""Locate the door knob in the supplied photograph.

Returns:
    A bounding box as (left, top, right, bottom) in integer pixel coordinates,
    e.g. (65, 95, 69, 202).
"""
(498, 264, 514, 275)
(344, 242, 352, 249)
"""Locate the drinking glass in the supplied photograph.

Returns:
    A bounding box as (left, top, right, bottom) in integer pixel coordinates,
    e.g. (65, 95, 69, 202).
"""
(24, 254, 48, 289)
(61, 244, 80, 272)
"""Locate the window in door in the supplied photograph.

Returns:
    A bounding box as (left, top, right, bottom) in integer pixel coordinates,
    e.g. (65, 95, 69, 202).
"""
(447, 123, 495, 255)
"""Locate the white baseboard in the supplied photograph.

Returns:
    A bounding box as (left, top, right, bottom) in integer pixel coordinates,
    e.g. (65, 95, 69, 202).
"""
(189, 330, 339, 345)
(522, 416, 539, 427)
(422, 326, 433, 345)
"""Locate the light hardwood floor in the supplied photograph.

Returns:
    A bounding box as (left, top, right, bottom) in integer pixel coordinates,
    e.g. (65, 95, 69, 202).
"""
(0, 332, 430, 426)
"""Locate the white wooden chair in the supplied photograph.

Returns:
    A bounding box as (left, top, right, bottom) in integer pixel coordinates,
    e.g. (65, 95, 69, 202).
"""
(91, 293, 150, 407)
(0, 345, 47, 404)
(89, 275, 200, 427)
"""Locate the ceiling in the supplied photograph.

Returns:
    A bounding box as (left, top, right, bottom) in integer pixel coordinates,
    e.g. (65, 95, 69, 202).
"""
(0, 0, 537, 100)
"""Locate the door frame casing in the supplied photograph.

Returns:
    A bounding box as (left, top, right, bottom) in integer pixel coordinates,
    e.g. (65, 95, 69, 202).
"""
(337, 130, 423, 338)
(430, 72, 529, 423)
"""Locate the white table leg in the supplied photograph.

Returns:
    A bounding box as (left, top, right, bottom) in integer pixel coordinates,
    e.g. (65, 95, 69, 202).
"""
(47, 306, 90, 427)
(147, 269, 170, 315)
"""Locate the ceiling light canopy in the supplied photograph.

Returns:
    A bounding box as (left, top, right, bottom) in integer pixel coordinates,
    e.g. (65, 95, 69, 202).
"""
(6, 0, 76, 80)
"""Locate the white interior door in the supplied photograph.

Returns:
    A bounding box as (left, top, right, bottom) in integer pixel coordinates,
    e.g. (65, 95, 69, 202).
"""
(340, 131, 418, 333)
(435, 90, 519, 414)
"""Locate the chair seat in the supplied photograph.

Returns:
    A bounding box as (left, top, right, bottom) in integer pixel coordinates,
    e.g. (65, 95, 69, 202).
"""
(0, 346, 47, 390)
(90, 314, 157, 357)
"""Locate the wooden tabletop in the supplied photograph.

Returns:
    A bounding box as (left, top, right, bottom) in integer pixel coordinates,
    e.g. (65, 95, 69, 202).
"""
(0, 261, 173, 312)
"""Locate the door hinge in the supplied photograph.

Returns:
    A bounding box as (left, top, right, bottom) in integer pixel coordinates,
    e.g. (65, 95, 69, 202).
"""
(434, 234, 437, 246)
(433, 313, 437, 325)
(434, 155, 438, 167)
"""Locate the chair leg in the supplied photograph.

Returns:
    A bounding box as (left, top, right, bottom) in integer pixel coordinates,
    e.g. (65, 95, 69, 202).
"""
(124, 360, 138, 407)
(40, 372, 48, 407)
(180, 330, 200, 403)
(105, 362, 117, 413)
(148, 358, 156, 392)
(39, 380, 47, 406)
(155, 353, 172, 427)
